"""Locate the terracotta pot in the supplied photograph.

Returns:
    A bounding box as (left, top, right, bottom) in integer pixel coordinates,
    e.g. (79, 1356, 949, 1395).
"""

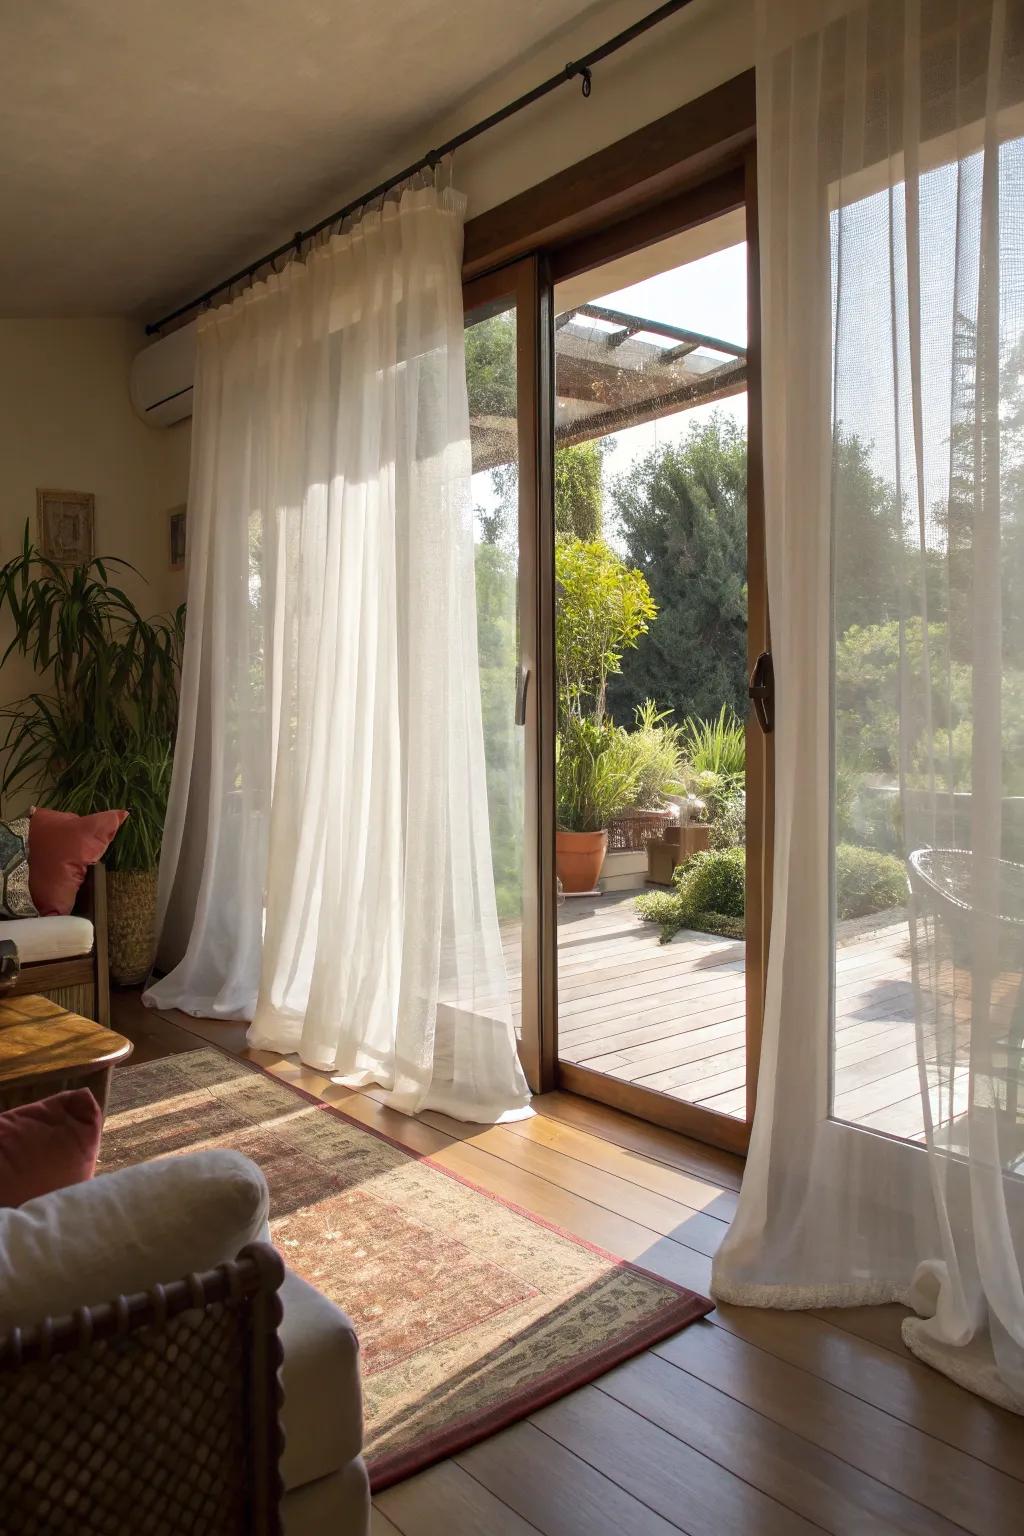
(556, 829, 608, 894)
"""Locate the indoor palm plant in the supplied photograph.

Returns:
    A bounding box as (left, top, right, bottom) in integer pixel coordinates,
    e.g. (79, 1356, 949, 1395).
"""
(0, 527, 184, 984)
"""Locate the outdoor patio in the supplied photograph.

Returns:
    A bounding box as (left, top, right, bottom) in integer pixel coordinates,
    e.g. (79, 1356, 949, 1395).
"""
(505, 890, 931, 1135)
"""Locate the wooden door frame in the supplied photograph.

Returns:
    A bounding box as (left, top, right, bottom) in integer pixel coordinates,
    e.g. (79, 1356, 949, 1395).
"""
(743, 147, 771, 1133)
(546, 160, 763, 1157)
(461, 72, 755, 285)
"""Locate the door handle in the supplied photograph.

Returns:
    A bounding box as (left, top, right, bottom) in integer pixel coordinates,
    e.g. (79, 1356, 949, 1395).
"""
(514, 665, 530, 726)
(748, 651, 774, 734)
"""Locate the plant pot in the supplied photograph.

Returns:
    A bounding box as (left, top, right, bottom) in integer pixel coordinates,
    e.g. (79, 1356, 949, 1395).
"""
(106, 868, 159, 987)
(556, 829, 608, 894)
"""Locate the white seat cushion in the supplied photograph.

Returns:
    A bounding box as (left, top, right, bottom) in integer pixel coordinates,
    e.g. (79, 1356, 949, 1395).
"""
(0, 914, 93, 963)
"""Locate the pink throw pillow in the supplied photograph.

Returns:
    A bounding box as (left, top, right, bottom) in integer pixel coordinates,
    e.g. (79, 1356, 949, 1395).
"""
(28, 807, 128, 916)
(0, 1089, 103, 1207)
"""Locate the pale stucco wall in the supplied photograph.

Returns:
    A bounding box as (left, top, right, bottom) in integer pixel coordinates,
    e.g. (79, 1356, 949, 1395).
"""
(0, 318, 191, 727)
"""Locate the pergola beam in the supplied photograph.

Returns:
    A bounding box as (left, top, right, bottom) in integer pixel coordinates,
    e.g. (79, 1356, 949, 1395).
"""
(660, 338, 701, 362)
(555, 358, 747, 448)
(575, 302, 745, 360)
(607, 321, 643, 349)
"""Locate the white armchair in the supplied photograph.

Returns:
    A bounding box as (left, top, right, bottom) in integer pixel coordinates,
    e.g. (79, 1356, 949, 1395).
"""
(0, 1147, 370, 1534)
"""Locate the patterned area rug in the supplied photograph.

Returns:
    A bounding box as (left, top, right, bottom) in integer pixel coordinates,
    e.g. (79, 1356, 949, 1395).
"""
(102, 1048, 712, 1489)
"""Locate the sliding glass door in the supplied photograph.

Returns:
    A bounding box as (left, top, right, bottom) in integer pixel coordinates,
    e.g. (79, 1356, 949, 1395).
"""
(464, 168, 769, 1152)
(543, 167, 768, 1153)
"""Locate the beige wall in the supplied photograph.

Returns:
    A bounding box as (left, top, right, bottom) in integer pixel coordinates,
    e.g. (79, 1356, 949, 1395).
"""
(309, 0, 754, 234)
(0, 318, 191, 716)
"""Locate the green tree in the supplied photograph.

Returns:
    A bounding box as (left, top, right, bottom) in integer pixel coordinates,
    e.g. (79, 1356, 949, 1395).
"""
(479, 440, 609, 547)
(555, 537, 656, 723)
(833, 431, 907, 635)
(608, 414, 905, 725)
(607, 414, 748, 726)
(464, 310, 516, 417)
(554, 440, 606, 540)
(932, 317, 1024, 662)
(996, 331, 1024, 658)
(834, 616, 1024, 797)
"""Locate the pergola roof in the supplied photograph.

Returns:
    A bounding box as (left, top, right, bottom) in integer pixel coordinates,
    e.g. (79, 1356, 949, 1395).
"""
(470, 302, 747, 475)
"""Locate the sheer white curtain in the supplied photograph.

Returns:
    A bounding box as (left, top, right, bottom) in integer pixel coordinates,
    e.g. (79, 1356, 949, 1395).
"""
(145, 183, 532, 1125)
(713, 0, 1024, 1410)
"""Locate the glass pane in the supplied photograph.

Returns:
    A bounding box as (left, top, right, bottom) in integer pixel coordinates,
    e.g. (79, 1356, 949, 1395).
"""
(465, 296, 525, 1034)
(829, 146, 1024, 1149)
(552, 213, 750, 1119)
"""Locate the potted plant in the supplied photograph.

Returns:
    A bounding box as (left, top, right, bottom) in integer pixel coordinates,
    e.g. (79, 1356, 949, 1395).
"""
(555, 717, 639, 893)
(0, 528, 184, 985)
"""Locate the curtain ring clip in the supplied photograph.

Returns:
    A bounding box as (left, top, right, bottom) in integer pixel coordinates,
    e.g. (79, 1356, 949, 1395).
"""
(566, 60, 592, 98)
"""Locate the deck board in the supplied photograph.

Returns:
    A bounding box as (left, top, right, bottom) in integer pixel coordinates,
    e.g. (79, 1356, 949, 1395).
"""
(505, 890, 922, 1129)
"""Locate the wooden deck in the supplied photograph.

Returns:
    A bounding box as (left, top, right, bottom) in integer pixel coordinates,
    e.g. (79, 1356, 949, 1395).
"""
(507, 891, 926, 1135)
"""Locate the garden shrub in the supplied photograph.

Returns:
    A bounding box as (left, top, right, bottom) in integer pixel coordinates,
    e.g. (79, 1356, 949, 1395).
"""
(636, 845, 746, 943)
(688, 912, 745, 941)
(632, 888, 683, 931)
(835, 843, 906, 919)
(708, 785, 746, 849)
(555, 537, 656, 721)
(637, 841, 905, 941)
(680, 705, 746, 778)
(682, 845, 746, 918)
(605, 699, 684, 810)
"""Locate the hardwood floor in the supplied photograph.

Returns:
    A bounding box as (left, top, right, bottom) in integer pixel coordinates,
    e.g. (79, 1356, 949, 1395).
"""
(505, 893, 925, 1131)
(111, 990, 1024, 1536)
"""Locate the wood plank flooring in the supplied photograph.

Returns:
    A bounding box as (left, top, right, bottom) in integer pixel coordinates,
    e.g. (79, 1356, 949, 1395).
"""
(112, 991, 1024, 1536)
(504, 893, 929, 1131)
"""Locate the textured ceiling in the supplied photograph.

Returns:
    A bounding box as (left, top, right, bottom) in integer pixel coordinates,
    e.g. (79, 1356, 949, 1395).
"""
(1, 0, 605, 319)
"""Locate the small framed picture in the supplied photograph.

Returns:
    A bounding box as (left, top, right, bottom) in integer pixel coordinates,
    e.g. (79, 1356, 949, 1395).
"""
(36, 490, 94, 565)
(168, 505, 187, 571)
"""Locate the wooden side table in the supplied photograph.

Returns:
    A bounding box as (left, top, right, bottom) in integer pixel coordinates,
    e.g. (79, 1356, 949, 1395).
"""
(0, 993, 133, 1117)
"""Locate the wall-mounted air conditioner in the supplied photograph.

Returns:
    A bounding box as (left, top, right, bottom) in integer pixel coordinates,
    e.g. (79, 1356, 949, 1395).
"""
(129, 322, 197, 428)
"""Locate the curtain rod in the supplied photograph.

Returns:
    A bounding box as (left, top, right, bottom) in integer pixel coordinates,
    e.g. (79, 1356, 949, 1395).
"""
(146, 0, 701, 335)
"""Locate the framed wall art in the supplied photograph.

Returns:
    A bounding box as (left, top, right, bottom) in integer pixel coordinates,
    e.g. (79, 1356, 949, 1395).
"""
(168, 505, 187, 571)
(36, 489, 95, 565)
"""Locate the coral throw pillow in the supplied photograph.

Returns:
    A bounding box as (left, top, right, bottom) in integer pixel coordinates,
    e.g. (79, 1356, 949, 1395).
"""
(28, 807, 128, 916)
(0, 1089, 103, 1208)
